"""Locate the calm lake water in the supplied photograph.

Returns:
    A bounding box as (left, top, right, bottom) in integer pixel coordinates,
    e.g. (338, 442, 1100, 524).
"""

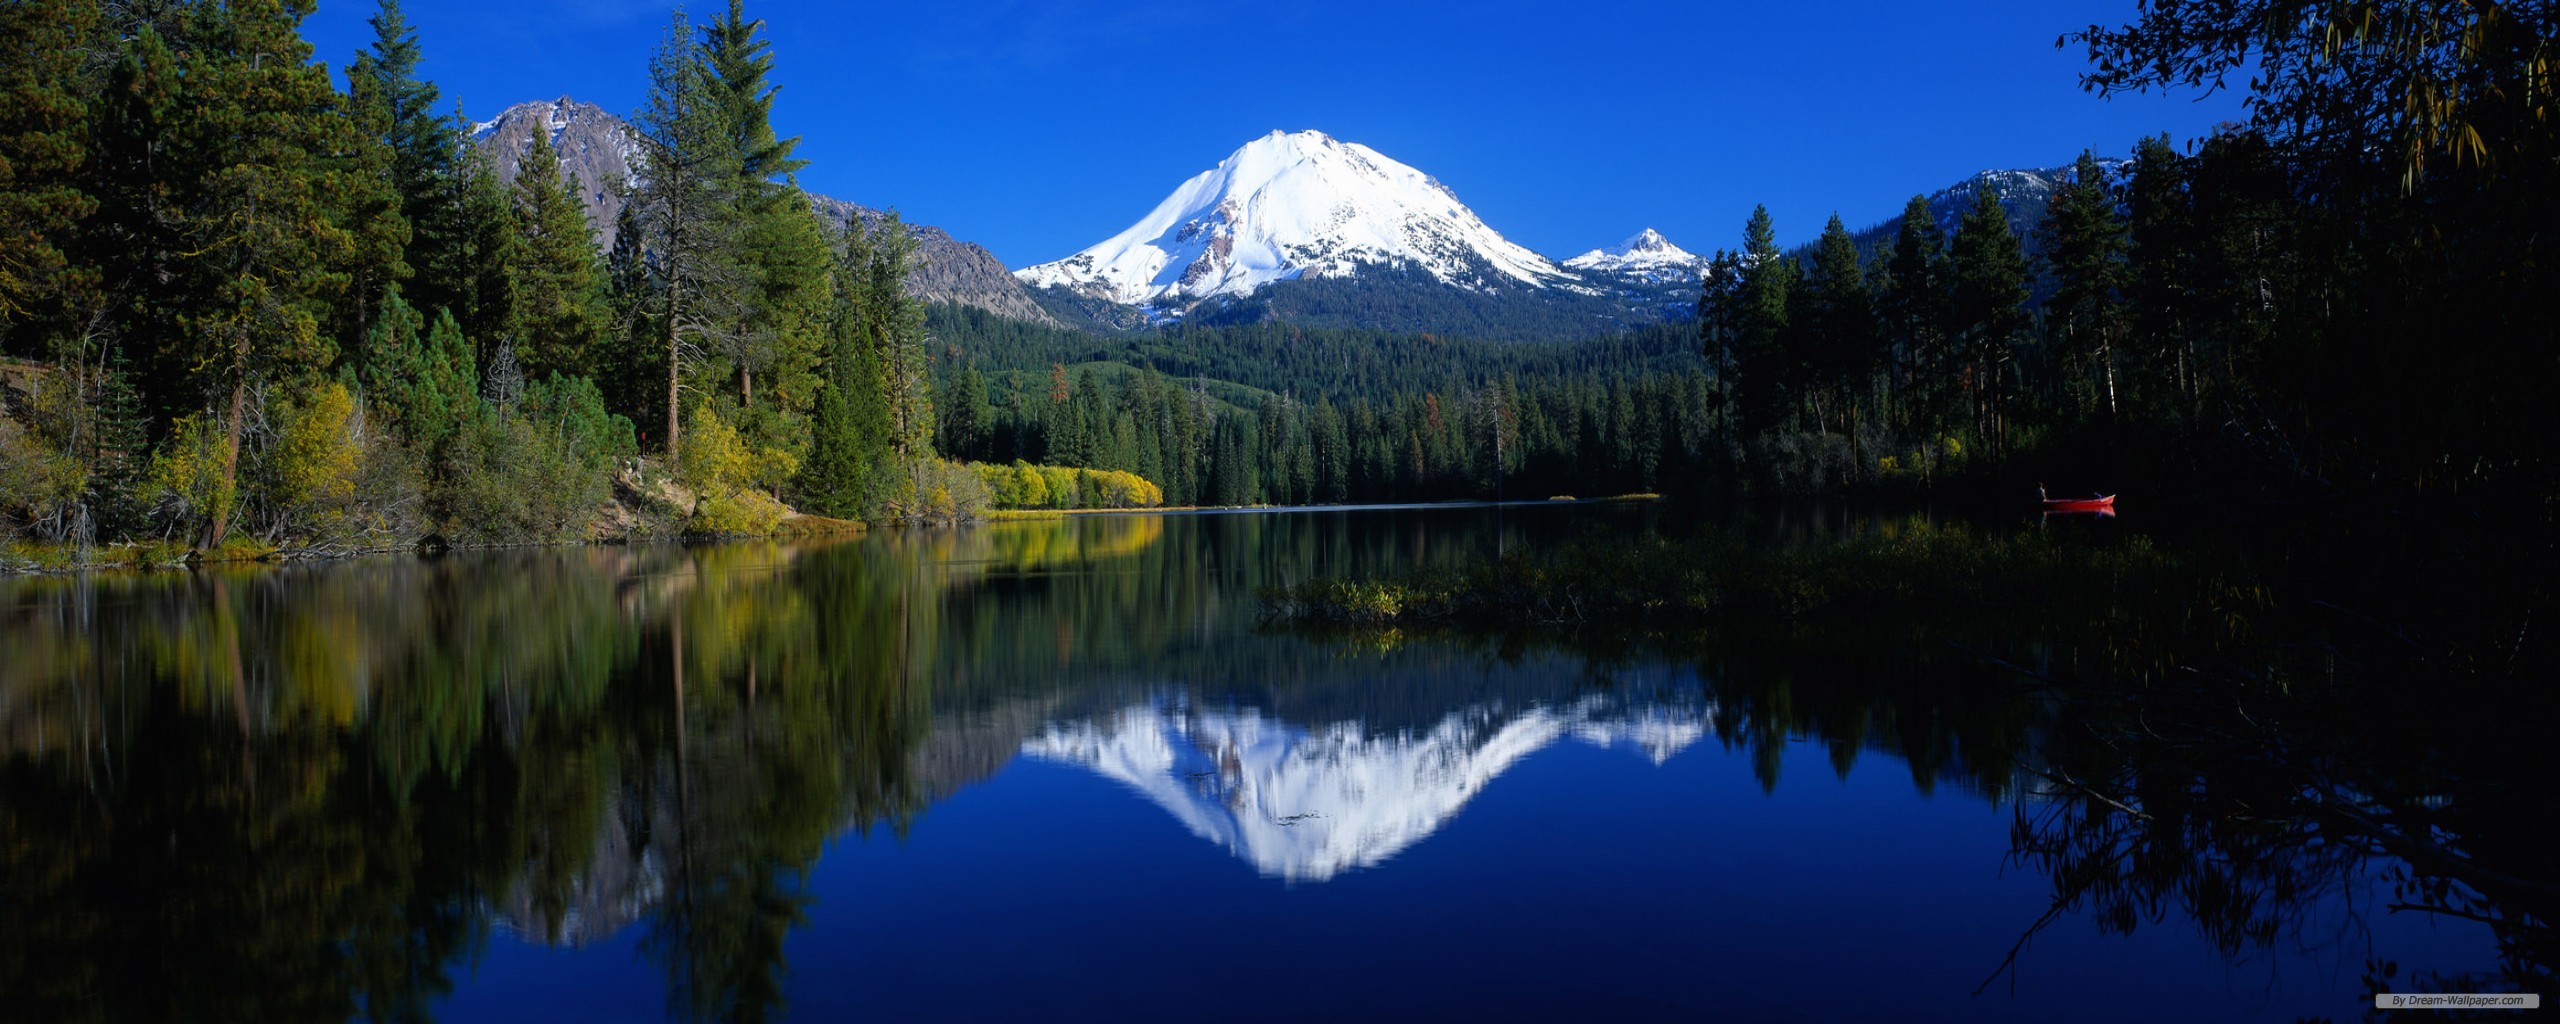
(0, 504, 2525, 1022)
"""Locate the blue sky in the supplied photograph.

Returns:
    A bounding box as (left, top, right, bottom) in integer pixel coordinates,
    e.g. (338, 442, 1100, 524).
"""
(298, 0, 2246, 265)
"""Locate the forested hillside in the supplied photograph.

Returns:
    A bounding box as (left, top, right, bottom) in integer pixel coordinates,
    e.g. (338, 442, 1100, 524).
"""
(0, 0, 973, 561)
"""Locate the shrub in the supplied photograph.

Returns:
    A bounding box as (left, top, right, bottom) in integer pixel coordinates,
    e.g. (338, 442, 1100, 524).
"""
(692, 485, 788, 535)
(434, 375, 637, 543)
(140, 413, 236, 542)
(0, 406, 85, 540)
(678, 402, 801, 535)
(259, 382, 366, 539)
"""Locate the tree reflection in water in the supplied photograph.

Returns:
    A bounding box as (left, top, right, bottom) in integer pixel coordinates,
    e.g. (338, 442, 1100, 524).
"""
(0, 507, 2546, 1021)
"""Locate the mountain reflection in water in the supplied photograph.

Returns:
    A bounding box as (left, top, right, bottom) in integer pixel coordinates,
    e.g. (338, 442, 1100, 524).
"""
(1024, 686, 1711, 882)
(0, 505, 2542, 1023)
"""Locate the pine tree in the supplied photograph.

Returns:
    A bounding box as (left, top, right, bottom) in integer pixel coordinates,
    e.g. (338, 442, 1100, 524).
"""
(2041, 151, 2132, 419)
(372, 298, 477, 468)
(631, 8, 743, 463)
(454, 139, 521, 368)
(83, 20, 186, 420)
(794, 228, 893, 517)
(858, 215, 933, 458)
(602, 201, 664, 440)
(2123, 134, 2197, 415)
(136, 1, 371, 545)
(1878, 194, 1947, 443)
(0, 0, 102, 346)
(941, 365, 990, 461)
(1948, 184, 2032, 458)
(507, 129, 610, 380)
(1732, 205, 1796, 437)
(345, 0, 461, 326)
(1805, 213, 1875, 438)
(1695, 247, 1746, 440)
(698, 0, 825, 417)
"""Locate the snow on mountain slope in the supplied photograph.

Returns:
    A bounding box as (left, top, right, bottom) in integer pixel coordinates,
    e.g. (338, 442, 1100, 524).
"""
(1021, 693, 1710, 881)
(1563, 228, 1702, 278)
(1017, 129, 1585, 308)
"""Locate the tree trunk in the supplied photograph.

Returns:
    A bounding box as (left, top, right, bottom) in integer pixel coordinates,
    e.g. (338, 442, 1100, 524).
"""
(740, 365, 753, 409)
(2101, 330, 2120, 418)
(206, 373, 246, 549)
(664, 273, 683, 463)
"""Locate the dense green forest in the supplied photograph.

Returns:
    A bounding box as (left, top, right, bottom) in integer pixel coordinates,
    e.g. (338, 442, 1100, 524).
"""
(1687, 7, 2557, 500)
(0, 0, 963, 560)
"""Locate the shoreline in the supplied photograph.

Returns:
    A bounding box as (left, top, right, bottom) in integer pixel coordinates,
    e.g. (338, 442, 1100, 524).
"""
(2, 496, 1663, 578)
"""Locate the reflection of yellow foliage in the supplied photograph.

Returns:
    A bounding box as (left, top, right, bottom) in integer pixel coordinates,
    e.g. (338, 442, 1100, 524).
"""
(282, 610, 362, 726)
(979, 514, 1164, 571)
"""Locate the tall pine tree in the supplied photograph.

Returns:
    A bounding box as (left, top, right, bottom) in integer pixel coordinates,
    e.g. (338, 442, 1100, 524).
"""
(507, 129, 610, 381)
(1948, 184, 2032, 458)
(2041, 151, 2131, 419)
(0, 0, 101, 347)
(631, 8, 742, 462)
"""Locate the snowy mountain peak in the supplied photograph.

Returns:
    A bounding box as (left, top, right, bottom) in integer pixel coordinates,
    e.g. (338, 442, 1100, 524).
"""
(1564, 227, 1703, 278)
(1617, 228, 1678, 254)
(1015, 129, 1580, 308)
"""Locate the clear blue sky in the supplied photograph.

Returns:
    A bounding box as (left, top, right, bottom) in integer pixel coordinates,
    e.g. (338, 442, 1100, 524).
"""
(299, 0, 2245, 265)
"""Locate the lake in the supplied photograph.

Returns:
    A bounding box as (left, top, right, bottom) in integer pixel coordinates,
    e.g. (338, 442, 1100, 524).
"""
(0, 504, 2527, 1022)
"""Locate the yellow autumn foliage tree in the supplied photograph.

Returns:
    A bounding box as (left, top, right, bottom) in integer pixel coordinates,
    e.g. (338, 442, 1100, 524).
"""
(968, 461, 1164, 511)
(679, 404, 788, 535)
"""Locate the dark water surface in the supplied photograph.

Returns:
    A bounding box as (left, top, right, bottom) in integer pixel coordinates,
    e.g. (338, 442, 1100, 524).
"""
(0, 505, 2528, 1021)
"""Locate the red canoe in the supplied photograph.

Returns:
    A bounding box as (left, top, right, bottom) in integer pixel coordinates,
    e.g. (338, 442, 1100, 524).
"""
(2041, 495, 2116, 513)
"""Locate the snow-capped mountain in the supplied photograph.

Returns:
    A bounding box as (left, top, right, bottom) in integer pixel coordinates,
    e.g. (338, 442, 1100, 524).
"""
(1563, 228, 1704, 280)
(1021, 693, 1710, 882)
(1017, 129, 1585, 310)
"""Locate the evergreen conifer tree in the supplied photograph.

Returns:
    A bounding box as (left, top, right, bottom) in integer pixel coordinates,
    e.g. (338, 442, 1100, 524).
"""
(126, 0, 373, 544)
(1733, 205, 1796, 437)
(507, 130, 610, 380)
(2123, 134, 2197, 414)
(346, 0, 463, 326)
(698, 0, 825, 417)
(2041, 151, 2132, 418)
(1805, 213, 1875, 437)
(454, 139, 522, 367)
(1949, 184, 2032, 457)
(0, 0, 102, 346)
(795, 223, 894, 517)
(1879, 194, 1947, 439)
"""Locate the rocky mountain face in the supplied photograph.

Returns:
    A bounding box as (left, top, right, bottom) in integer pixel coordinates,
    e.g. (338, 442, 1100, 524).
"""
(469, 98, 1058, 327)
(803, 196, 1061, 327)
(472, 97, 641, 248)
(1017, 129, 1587, 312)
(1835, 160, 2130, 258)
